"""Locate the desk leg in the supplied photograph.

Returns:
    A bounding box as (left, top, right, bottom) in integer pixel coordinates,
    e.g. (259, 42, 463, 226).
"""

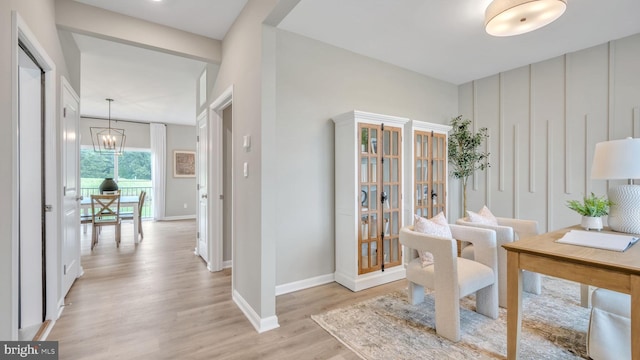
(133, 204, 139, 244)
(632, 275, 640, 360)
(506, 251, 523, 360)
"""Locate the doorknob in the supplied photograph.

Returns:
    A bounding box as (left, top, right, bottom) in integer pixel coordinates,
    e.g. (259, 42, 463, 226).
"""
(76, 196, 83, 201)
(201, 194, 208, 199)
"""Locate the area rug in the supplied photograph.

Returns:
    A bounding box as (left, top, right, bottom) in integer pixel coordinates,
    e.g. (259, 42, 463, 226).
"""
(312, 276, 590, 359)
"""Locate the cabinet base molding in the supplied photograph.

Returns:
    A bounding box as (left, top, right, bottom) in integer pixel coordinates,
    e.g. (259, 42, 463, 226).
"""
(335, 266, 406, 292)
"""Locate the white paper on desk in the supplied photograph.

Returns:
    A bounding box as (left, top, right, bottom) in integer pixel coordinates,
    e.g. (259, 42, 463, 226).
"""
(556, 230, 639, 252)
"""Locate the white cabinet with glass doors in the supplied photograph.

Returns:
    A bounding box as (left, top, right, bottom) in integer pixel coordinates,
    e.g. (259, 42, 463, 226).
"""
(332, 111, 408, 291)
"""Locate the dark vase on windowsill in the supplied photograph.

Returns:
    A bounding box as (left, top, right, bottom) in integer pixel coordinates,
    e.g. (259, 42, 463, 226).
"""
(99, 178, 118, 193)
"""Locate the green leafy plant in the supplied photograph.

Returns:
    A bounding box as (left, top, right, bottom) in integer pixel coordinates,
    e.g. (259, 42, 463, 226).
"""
(566, 193, 613, 217)
(448, 115, 490, 214)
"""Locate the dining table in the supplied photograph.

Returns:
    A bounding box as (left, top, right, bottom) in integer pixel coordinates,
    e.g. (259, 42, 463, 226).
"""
(80, 195, 141, 243)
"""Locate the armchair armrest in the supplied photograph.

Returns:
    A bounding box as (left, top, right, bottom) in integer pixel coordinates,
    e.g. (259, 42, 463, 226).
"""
(449, 224, 497, 272)
(496, 217, 539, 239)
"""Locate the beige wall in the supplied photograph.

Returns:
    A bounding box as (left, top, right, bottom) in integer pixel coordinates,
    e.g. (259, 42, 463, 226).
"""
(165, 124, 197, 218)
(274, 29, 458, 287)
(458, 32, 640, 233)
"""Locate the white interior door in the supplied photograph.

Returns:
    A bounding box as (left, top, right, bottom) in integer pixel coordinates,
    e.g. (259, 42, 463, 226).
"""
(61, 78, 81, 297)
(18, 45, 44, 335)
(197, 113, 209, 263)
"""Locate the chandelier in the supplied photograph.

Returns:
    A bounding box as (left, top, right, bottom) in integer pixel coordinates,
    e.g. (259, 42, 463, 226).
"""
(90, 98, 126, 155)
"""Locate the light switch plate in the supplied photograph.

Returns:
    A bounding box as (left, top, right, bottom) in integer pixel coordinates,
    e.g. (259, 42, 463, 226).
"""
(243, 135, 251, 150)
(244, 162, 248, 177)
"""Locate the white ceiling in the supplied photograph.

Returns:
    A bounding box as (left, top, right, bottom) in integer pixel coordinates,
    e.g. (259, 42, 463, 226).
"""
(70, 0, 640, 125)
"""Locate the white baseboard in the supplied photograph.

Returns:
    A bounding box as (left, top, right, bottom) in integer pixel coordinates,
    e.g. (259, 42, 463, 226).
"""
(232, 289, 280, 333)
(275, 273, 335, 296)
(223, 260, 232, 269)
(159, 215, 196, 221)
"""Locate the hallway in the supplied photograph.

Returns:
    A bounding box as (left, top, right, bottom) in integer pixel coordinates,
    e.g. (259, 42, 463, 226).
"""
(48, 220, 403, 359)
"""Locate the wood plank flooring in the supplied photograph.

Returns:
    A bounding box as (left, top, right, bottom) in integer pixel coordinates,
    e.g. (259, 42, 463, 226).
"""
(48, 220, 406, 359)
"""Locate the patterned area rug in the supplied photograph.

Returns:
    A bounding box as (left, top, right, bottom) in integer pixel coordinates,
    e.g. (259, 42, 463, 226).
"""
(312, 276, 590, 359)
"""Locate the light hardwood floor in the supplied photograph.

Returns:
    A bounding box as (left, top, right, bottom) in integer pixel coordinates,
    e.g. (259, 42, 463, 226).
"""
(48, 220, 406, 359)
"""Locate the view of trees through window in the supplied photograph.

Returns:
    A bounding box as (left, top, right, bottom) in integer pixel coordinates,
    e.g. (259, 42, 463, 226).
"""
(80, 148, 153, 217)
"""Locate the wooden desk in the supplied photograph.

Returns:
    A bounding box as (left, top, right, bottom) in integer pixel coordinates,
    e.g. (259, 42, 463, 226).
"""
(504, 226, 640, 360)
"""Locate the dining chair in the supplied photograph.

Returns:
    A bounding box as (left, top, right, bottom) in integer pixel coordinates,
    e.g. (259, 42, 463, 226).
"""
(90, 194, 121, 250)
(121, 191, 146, 241)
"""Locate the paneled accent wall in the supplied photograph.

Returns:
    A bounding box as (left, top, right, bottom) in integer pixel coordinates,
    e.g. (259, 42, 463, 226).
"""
(457, 32, 640, 232)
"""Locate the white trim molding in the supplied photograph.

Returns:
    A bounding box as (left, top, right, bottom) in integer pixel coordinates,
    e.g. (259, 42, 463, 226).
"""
(275, 273, 335, 296)
(232, 289, 280, 333)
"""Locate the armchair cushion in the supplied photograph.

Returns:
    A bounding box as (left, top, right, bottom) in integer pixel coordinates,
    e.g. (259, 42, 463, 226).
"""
(467, 205, 498, 226)
(414, 212, 451, 267)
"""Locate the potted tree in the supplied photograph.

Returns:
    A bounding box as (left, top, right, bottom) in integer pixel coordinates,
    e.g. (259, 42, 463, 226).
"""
(448, 115, 490, 215)
(566, 193, 613, 231)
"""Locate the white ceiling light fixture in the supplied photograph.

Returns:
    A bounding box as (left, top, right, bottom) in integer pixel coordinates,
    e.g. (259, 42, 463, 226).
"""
(485, 0, 567, 37)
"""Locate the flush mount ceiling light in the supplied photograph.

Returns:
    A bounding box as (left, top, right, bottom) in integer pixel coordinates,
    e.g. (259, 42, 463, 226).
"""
(485, 0, 567, 37)
(90, 98, 126, 155)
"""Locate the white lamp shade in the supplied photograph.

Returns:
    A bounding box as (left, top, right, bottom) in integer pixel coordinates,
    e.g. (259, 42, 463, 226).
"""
(485, 0, 567, 37)
(591, 138, 640, 180)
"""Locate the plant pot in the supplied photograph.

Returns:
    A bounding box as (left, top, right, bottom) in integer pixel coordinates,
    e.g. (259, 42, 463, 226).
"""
(99, 178, 118, 194)
(581, 216, 603, 231)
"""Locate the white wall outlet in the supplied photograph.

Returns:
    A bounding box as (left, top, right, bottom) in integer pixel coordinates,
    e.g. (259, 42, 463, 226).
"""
(244, 162, 248, 178)
(184, 203, 188, 209)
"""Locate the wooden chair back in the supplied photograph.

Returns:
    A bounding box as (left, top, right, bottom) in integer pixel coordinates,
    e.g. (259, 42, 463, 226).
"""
(138, 191, 146, 216)
(90, 194, 121, 224)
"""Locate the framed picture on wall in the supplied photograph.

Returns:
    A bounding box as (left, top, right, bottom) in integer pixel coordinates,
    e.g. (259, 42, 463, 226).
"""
(174, 150, 196, 178)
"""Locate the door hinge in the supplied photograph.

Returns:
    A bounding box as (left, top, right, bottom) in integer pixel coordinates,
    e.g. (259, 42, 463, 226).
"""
(63, 264, 67, 275)
(197, 184, 200, 190)
(63, 186, 66, 196)
(44, 205, 53, 212)
(197, 135, 200, 142)
(63, 107, 67, 117)
(197, 232, 200, 239)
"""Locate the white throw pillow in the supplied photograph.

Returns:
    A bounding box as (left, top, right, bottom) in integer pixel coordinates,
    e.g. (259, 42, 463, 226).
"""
(467, 205, 498, 226)
(414, 212, 452, 267)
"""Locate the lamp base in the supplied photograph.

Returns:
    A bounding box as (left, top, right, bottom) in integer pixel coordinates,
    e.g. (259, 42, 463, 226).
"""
(608, 185, 640, 234)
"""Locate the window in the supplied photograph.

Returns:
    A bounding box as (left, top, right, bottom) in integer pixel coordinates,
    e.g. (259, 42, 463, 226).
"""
(80, 148, 152, 217)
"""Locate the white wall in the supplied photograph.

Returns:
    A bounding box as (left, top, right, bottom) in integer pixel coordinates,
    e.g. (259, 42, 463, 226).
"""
(274, 29, 458, 287)
(458, 32, 640, 232)
(165, 124, 197, 218)
(0, 0, 73, 340)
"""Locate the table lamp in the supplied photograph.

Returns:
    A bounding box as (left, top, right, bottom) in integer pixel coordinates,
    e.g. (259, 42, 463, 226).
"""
(591, 137, 640, 234)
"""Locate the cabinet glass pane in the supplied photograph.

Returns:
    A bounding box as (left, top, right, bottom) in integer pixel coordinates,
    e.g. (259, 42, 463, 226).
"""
(423, 137, 429, 158)
(361, 243, 369, 269)
(383, 213, 390, 236)
(392, 212, 399, 235)
(392, 238, 399, 262)
(383, 185, 390, 210)
(360, 157, 368, 182)
(392, 158, 398, 182)
(361, 185, 368, 210)
(370, 186, 377, 211)
(422, 160, 429, 180)
(370, 242, 378, 266)
(383, 158, 390, 182)
(416, 135, 422, 157)
(392, 185, 399, 208)
(371, 158, 377, 183)
(371, 129, 378, 154)
(361, 215, 370, 240)
(416, 161, 422, 182)
(383, 130, 391, 156)
(370, 214, 378, 239)
(383, 239, 390, 264)
(361, 128, 368, 153)
(392, 131, 399, 156)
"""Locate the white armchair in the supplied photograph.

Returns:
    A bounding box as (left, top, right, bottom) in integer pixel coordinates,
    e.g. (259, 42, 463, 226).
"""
(587, 288, 630, 360)
(399, 224, 499, 342)
(456, 216, 541, 307)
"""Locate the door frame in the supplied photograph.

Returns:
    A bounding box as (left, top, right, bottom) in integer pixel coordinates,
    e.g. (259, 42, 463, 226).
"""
(11, 11, 60, 339)
(195, 109, 209, 265)
(208, 85, 233, 274)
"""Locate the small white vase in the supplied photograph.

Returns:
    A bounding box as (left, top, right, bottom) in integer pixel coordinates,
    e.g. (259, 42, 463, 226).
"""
(581, 216, 603, 231)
